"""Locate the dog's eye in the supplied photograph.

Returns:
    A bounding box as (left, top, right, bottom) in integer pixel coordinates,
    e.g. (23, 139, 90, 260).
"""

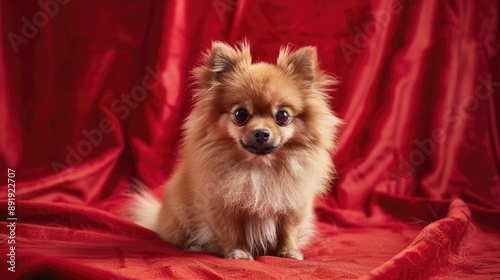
(275, 110, 291, 126)
(233, 108, 249, 125)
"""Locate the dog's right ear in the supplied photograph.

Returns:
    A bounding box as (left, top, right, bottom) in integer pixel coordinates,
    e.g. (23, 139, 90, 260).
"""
(194, 41, 251, 86)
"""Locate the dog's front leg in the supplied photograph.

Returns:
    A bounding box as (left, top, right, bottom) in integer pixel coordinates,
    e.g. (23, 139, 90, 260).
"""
(277, 206, 307, 260)
(207, 208, 253, 260)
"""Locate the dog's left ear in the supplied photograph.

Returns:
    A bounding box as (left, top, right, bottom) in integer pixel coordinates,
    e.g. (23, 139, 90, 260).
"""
(195, 41, 251, 87)
(277, 46, 318, 84)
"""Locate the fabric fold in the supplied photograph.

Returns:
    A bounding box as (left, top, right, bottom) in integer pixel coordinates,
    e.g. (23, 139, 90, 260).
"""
(363, 199, 471, 279)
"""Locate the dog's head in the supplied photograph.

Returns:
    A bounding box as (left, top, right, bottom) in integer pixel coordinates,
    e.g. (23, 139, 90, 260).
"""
(189, 41, 341, 160)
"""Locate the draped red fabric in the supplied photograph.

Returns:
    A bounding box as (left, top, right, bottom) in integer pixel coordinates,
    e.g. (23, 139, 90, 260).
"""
(1, 0, 499, 279)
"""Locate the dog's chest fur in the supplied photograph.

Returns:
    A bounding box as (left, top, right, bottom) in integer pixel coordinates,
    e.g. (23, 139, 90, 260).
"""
(244, 216, 278, 254)
(204, 161, 307, 215)
(189, 157, 314, 254)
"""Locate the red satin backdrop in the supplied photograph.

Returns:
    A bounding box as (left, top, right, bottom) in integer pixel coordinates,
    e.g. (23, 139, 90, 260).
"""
(1, 0, 500, 279)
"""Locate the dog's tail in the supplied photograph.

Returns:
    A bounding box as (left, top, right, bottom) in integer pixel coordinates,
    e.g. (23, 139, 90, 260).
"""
(125, 178, 161, 232)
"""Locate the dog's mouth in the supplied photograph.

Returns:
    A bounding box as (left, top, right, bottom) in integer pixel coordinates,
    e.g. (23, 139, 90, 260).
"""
(239, 141, 278, 155)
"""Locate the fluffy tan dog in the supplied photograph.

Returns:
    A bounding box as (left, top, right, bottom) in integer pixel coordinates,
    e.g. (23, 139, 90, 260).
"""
(128, 41, 341, 260)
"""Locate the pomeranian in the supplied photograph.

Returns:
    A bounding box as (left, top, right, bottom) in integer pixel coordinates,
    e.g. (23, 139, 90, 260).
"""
(128, 41, 341, 260)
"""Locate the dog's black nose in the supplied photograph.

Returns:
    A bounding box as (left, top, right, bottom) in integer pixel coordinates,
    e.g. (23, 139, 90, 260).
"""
(253, 129, 270, 144)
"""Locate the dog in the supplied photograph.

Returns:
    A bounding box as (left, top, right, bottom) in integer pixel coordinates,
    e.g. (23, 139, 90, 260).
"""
(127, 41, 341, 260)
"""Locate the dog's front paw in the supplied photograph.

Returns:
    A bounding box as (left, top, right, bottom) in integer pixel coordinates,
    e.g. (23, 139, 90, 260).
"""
(278, 249, 304, 260)
(225, 249, 254, 260)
